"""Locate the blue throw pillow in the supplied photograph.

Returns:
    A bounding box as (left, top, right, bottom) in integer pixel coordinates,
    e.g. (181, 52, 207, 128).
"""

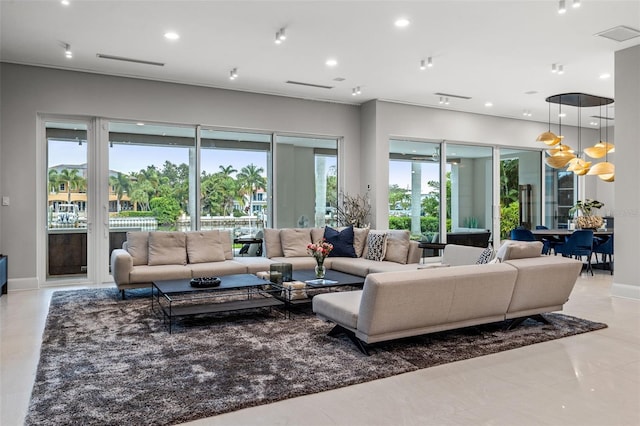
(324, 226, 357, 258)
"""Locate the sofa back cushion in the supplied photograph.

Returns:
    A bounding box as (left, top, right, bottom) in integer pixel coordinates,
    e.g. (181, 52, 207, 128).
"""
(310, 227, 325, 245)
(325, 226, 357, 258)
(496, 241, 543, 262)
(383, 230, 410, 264)
(218, 229, 234, 260)
(126, 231, 149, 266)
(185, 231, 225, 264)
(263, 228, 283, 259)
(442, 244, 490, 266)
(353, 227, 370, 258)
(280, 228, 312, 257)
(148, 231, 187, 266)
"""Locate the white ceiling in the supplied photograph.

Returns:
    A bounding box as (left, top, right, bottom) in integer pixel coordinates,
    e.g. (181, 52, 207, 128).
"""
(1, 0, 639, 128)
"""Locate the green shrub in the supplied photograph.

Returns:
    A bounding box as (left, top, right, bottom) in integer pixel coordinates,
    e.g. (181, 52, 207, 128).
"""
(500, 201, 520, 239)
(150, 197, 181, 226)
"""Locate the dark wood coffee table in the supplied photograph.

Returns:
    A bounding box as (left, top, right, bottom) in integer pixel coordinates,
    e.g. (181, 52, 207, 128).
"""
(152, 274, 283, 333)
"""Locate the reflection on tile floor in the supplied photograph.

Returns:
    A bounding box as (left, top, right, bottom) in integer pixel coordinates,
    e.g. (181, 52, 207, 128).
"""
(1, 272, 638, 426)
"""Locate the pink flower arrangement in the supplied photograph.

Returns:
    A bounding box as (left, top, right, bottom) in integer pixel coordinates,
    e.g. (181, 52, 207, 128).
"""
(307, 239, 333, 263)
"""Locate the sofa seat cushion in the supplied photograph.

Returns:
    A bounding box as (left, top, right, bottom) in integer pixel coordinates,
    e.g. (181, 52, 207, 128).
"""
(148, 232, 187, 266)
(368, 262, 426, 274)
(280, 228, 312, 257)
(189, 261, 248, 277)
(126, 231, 149, 266)
(313, 290, 363, 330)
(383, 230, 410, 264)
(269, 256, 325, 270)
(232, 256, 276, 274)
(329, 257, 372, 276)
(130, 264, 192, 283)
(186, 231, 225, 263)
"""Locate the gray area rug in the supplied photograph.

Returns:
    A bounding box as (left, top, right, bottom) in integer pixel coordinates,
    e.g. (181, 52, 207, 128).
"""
(26, 288, 607, 425)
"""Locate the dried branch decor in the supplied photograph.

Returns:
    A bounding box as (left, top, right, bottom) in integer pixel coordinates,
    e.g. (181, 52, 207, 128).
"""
(333, 191, 371, 228)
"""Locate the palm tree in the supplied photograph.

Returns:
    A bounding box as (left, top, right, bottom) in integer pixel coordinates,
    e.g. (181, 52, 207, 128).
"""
(218, 165, 237, 178)
(48, 169, 60, 194)
(109, 172, 131, 213)
(58, 168, 85, 203)
(237, 164, 266, 215)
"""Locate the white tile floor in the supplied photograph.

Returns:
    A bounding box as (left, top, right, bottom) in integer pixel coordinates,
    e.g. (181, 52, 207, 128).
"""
(1, 271, 638, 426)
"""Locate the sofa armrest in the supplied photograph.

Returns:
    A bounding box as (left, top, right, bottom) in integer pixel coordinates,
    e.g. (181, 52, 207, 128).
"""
(407, 240, 421, 264)
(110, 249, 133, 286)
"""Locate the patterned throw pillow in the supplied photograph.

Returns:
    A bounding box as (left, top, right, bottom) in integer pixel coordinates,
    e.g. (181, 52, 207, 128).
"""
(364, 232, 388, 261)
(476, 247, 494, 264)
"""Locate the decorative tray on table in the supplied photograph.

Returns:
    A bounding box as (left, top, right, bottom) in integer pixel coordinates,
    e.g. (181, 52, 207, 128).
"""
(190, 277, 221, 288)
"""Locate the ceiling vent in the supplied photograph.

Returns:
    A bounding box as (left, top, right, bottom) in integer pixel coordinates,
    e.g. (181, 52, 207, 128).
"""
(595, 26, 640, 42)
(286, 80, 333, 89)
(96, 54, 164, 67)
(434, 92, 472, 100)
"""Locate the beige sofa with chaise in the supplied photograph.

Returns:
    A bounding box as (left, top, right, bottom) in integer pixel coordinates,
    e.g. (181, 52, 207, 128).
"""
(110, 227, 422, 298)
(312, 243, 581, 354)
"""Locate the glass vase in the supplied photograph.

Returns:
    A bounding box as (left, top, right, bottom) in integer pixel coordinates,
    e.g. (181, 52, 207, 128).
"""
(315, 261, 326, 279)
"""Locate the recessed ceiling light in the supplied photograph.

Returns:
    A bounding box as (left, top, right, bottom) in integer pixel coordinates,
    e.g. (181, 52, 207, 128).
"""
(394, 18, 410, 28)
(558, 113, 566, 118)
(136, 122, 145, 126)
(484, 102, 493, 107)
(164, 32, 180, 40)
(325, 58, 338, 67)
(61, 0, 70, 5)
(599, 73, 611, 79)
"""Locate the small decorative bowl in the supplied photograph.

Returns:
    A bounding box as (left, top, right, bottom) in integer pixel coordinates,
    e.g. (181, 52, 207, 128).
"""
(190, 277, 221, 288)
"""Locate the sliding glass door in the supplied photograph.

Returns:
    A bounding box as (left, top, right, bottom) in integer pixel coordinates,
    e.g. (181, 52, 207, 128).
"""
(46, 121, 91, 280)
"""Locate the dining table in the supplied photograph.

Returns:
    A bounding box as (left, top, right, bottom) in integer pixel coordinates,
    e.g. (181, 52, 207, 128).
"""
(530, 229, 613, 239)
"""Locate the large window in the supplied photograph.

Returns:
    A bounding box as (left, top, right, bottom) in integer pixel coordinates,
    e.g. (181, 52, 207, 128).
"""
(200, 129, 271, 238)
(388, 139, 441, 240)
(274, 135, 338, 228)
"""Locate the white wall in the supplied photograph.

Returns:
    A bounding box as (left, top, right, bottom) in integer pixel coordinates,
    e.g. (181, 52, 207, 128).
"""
(612, 45, 640, 299)
(0, 64, 361, 285)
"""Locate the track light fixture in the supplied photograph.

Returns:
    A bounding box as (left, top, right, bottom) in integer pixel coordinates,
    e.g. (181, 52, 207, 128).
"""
(352, 86, 362, 96)
(275, 28, 287, 44)
(229, 68, 238, 80)
(420, 57, 433, 71)
(557, 64, 564, 74)
(64, 43, 73, 59)
(558, 0, 567, 14)
(572, 0, 581, 7)
(551, 63, 557, 73)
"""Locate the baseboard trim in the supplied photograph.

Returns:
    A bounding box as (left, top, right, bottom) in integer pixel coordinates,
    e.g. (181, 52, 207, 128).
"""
(7, 277, 39, 292)
(611, 282, 640, 300)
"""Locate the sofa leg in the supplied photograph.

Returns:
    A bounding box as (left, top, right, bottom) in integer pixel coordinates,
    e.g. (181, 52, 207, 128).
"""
(507, 314, 550, 330)
(121, 289, 125, 300)
(327, 324, 370, 356)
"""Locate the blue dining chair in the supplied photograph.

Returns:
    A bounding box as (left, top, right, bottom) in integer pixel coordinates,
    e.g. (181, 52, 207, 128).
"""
(593, 234, 614, 275)
(554, 229, 594, 275)
(535, 225, 561, 255)
(510, 228, 536, 241)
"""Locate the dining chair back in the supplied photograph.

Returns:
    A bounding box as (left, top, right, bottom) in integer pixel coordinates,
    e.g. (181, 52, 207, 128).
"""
(510, 228, 536, 241)
(555, 229, 594, 275)
(593, 234, 614, 275)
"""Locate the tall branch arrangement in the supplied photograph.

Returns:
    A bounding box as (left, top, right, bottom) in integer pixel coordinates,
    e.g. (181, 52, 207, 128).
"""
(334, 191, 371, 228)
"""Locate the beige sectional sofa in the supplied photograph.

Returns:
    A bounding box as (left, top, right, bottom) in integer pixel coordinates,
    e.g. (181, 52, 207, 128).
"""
(110, 227, 422, 298)
(313, 244, 582, 354)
